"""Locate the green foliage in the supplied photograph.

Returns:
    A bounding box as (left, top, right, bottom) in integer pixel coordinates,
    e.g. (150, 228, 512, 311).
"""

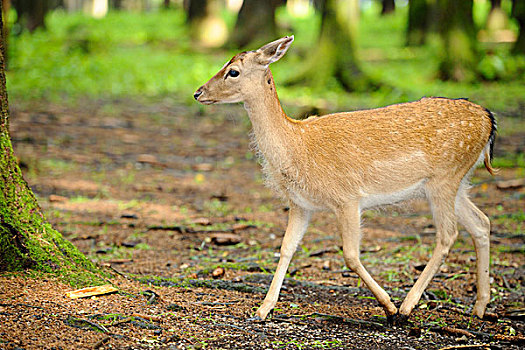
(5, 6, 525, 112)
(7, 10, 225, 103)
(492, 152, 525, 168)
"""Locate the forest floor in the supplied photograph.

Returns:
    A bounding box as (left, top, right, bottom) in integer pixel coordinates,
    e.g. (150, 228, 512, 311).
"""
(1, 98, 524, 349)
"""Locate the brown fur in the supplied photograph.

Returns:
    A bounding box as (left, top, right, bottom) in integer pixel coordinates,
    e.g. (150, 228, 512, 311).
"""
(195, 36, 495, 321)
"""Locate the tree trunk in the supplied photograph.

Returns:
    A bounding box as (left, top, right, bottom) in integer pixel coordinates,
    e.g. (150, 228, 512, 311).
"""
(491, 0, 502, 9)
(406, 0, 429, 46)
(511, 0, 525, 54)
(288, 0, 375, 92)
(185, 0, 227, 47)
(0, 5, 106, 285)
(230, 0, 281, 48)
(110, 0, 123, 10)
(1, 0, 8, 67)
(486, 0, 508, 34)
(436, 0, 479, 82)
(12, 0, 50, 32)
(185, 0, 207, 24)
(381, 0, 395, 15)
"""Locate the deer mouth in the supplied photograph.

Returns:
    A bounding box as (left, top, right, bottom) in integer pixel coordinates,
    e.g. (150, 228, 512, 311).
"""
(198, 99, 216, 105)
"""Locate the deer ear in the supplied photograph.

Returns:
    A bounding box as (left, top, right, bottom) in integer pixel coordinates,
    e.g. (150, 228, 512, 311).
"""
(255, 35, 294, 67)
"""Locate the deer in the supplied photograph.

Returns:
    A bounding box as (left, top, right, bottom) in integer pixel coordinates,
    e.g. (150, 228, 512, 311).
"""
(194, 36, 496, 323)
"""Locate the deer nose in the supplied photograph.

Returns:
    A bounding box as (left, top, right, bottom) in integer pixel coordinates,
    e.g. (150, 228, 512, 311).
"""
(194, 90, 203, 100)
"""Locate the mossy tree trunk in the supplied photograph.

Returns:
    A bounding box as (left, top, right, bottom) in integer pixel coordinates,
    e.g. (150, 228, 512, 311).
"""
(436, 0, 479, 82)
(288, 0, 375, 92)
(0, 6, 106, 286)
(511, 0, 525, 54)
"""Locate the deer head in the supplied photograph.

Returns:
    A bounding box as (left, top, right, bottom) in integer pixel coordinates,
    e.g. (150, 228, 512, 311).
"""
(194, 36, 294, 105)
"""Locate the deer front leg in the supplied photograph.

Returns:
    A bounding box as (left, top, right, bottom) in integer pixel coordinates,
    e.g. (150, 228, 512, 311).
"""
(254, 204, 311, 320)
(336, 201, 398, 317)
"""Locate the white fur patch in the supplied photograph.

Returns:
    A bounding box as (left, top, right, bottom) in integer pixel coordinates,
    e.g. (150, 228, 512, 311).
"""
(359, 180, 426, 210)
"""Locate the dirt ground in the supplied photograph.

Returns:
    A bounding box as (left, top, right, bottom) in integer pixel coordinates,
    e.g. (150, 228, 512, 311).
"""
(1, 98, 524, 349)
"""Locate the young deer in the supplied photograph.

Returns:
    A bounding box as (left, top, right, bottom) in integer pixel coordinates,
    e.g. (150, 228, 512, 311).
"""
(194, 36, 496, 322)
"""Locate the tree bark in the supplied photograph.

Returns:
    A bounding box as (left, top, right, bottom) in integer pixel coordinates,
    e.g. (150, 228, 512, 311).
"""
(230, 0, 282, 48)
(511, 0, 525, 54)
(436, 0, 479, 82)
(0, 4, 106, 285)
(287, 0, 375, 92)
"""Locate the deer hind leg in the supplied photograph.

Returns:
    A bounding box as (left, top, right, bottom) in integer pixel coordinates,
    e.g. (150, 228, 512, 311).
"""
(255, 204, 311, 320)
(399, 184, 459, 317)
(456, 190, 491, 318)
(337, 201, 398, 316)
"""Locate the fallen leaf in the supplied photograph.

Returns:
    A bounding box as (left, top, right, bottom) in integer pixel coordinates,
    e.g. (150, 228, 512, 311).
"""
(232, 223, 256, 231)
(193, 217, 211, 225)
(192, 163, 213, 171)
(49, 194, 68, 203)
(66, 285, 118, 299)
(361, 245, 381, 253)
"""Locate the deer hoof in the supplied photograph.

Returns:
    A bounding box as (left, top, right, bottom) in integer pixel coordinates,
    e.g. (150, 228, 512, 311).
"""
(387, 313, 410, 327)
(247, 315, 265, 323)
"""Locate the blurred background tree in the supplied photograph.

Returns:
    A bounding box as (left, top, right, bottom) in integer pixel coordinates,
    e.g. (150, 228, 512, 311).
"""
(436, 0, 479, 82)
(287, 0, 375, 92)
(512, 0, 525, 54)
(406, 0, 430, 46)
(229, 0, 283, 48)
(185, 0, 228, 47)
(381, 0, 395, 15)
(11, 0, 50, 32)
(1, 0, 523, 106)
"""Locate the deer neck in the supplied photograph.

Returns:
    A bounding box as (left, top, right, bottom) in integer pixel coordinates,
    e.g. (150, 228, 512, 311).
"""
(242, 70, 297, 168)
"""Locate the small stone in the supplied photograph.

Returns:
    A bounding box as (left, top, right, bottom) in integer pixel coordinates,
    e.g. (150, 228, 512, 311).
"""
(212, 267, 225, 279)
(455, 335, 468, 343)
(137, 154, 158, 164)
(210, 233, 241, 245)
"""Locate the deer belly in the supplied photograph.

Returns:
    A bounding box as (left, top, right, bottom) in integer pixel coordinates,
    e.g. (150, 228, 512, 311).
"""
(359, 180, 426, 210)
(288, 189, 329, 211)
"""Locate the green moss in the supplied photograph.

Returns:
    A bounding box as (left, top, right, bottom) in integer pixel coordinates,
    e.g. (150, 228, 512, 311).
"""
(1, 105, 108, 288)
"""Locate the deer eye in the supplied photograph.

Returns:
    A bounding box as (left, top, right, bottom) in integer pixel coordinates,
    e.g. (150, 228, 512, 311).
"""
(228, 69, 240, 78)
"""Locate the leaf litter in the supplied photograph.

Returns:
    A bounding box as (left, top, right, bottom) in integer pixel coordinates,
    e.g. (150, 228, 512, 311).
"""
(1, 99, 524, 349)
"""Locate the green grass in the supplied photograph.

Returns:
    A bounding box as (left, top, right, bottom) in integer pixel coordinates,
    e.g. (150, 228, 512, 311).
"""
(492, 153, 525, 168)
(6, 5, 525, 115)
(7, 9, 224, 104)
